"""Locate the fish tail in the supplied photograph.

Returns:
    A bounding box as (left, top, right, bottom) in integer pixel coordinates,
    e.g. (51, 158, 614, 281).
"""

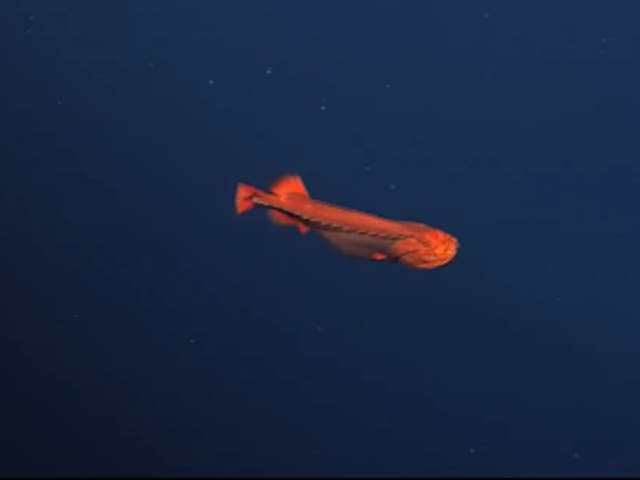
(235, 183, 264, 214)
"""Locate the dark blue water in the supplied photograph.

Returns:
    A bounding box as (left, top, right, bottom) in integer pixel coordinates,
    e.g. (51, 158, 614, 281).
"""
(3, 1, 640, 476)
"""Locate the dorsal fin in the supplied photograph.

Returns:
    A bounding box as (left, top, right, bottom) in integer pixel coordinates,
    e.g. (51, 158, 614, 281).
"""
(270, 174, 311, 198)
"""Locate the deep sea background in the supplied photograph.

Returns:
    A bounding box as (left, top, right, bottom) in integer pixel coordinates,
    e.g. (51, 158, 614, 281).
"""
(3, 0, 640, 477)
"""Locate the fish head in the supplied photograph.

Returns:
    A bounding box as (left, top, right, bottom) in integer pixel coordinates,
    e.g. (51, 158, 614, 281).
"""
(394, 228, 459, 269)
(425, 229, 459, 268)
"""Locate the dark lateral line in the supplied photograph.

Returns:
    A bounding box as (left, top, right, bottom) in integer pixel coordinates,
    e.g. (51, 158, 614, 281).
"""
(254, 198, 406, 240)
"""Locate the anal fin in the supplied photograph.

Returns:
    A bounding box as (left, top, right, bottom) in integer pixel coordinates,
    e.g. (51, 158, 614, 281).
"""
(268, 209, 310, 234)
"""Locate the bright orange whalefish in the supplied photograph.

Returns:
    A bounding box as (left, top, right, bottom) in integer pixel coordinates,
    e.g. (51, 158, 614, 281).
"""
(235, 174, 459, 270)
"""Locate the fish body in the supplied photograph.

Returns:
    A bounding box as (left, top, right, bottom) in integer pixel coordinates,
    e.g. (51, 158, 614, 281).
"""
(235, 174, 458, 270)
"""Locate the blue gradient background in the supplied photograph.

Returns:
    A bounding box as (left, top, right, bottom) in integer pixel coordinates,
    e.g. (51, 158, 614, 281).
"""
(3, 1, 640, 476)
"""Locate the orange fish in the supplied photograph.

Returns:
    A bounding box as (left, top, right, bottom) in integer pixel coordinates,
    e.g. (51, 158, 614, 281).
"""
(235, 174, 459, 270)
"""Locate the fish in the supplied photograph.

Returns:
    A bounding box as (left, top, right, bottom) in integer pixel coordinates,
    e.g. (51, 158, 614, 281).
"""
(235, 174, 459, 270)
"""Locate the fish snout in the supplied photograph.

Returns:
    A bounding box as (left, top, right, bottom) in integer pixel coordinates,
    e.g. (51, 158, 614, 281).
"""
(434, 234, 459, 267)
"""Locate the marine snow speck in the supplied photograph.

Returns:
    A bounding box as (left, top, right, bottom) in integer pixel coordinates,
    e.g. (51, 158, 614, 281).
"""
(235, 174, 459, 270)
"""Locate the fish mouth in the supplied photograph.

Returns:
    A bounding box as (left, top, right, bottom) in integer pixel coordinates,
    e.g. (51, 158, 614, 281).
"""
(426, 255, 457, 269)
(397, 248, 458, 270)
(436, 253, 458, 268)
(410, 239, 459, 269)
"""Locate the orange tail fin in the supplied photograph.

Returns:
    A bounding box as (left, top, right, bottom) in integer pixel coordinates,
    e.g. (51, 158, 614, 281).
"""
(269, 174, 311, 198)
(236, 175, 311, 235)
(235, 183, 263, 214)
